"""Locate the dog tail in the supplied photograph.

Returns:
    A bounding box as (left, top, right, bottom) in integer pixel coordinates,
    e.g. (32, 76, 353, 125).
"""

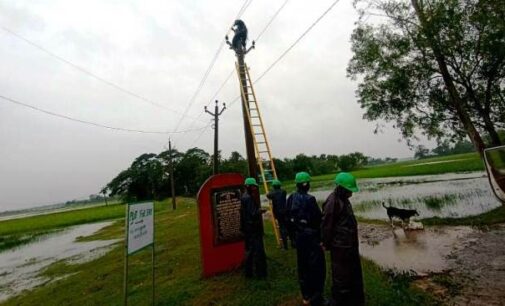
(382, 202, 388, 209)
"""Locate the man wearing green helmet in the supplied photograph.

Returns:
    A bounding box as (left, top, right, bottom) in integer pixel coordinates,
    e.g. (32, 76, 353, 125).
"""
(240, 177, 267, 278)
(287, 172, 326, 306)
(321, 172, 364, 306)
(266, 179, 290, 250)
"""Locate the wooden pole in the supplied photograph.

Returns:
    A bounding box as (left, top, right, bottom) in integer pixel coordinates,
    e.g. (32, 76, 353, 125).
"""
(169, 139, 176, 210)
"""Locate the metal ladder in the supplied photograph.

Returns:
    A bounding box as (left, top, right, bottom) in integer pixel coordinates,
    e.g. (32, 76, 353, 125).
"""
(235, 61, 281, 246)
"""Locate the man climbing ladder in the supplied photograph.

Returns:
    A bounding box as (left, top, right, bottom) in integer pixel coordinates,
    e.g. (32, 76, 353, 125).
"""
(227, 20, 282, 246)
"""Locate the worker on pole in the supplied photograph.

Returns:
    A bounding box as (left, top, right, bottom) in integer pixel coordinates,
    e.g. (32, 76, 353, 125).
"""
(266, 179, 290, 249)
(321, 172, 364, 306)
(288, 172, 326, 305)
(240, 177, 267, 278)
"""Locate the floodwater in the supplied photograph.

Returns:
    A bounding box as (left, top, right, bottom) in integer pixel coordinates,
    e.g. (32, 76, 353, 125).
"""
(311, 172, 501, 220)
(0, 222, 118, 302)
(359, 225, 474, 275)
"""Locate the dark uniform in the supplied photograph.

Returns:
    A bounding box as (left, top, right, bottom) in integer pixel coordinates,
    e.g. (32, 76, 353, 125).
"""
(231, 19, 248, 51)
(322, 187, 364, 306)
(288, 190, 326, 305)
(240, 188, 267, 278)
(266, 188, 290, 249)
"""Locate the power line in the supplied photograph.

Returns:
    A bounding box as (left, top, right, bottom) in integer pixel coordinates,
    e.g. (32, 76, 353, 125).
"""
(185, 0, 290, 137)
(0, 26, 206, 123)
(185, 68, 235, 130)
(253, 0, 340, 84)
(254, 0, 290, 42)
(190, 120, 213, 147)
(191, 0, 341, 144)
(172, 0, 253, 132)
(237, 0, 253, 18)
(0, 94, 207, 135)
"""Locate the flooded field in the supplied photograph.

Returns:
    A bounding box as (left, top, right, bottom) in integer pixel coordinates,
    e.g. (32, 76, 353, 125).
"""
(358, 223, 505, 305)
(0, 222, 118, 302)
(311, 172, 501, 220)
(359, 225, 474, 274)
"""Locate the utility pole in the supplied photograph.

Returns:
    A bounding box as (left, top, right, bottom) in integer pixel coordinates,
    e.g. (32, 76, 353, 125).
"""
(226, 24, 257, 180)
(169, 139, 176, 210)
(205, 100, 226, 174)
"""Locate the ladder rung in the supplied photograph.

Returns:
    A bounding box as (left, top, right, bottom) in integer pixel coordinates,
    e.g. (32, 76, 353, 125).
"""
(254, 133, 263, 135)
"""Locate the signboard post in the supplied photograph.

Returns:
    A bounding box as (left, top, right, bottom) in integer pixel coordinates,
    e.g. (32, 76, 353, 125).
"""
(124, 202, 155, 306)
(197, 173, 245, 278)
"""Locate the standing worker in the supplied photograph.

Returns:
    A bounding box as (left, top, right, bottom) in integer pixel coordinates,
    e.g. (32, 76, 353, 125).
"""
(321, 172, 364, 306)
(240, 177, 267, 278)
(266, 179, 290, 250)
(288, 172, 326, 305)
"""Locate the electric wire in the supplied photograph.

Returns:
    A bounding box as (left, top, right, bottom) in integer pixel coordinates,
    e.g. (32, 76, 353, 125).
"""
(254, 0, 290, 42)
(199, 0, 290, 113)
(253, 0, 340, 85)
(191, 0, 340, 144)
(186, 0, 291, 142)
(0, 94, 207, 135)
(172, 0, 253, 132)
(0, 26, 205, 123)
(184, 68, 235, 132)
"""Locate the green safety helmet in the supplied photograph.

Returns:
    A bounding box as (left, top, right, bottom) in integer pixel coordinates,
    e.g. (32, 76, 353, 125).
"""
(295, 172, 311, 184)
(335, 172, 359, 192)
(271, 179, 282, 186)
(244, 177, 258, 186)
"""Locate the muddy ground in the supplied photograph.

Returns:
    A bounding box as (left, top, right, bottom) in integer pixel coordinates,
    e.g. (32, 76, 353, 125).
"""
(358, 223, 505, 306)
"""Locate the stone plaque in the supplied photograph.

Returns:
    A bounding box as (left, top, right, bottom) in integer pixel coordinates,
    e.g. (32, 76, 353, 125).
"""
(212, 187, 243, 245)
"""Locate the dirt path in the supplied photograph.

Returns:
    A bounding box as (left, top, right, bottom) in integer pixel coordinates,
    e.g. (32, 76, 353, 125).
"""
(447, 224, 505, 306)
(357, 223, 505, 306)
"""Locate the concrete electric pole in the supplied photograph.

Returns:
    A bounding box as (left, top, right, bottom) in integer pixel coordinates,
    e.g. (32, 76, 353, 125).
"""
(226, 22, 257, 180)
(205, 100, 226, 174)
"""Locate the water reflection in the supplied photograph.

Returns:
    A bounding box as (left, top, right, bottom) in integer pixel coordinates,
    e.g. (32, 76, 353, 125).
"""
(360, 226, 474, 274)
(0, 222, 118, 301)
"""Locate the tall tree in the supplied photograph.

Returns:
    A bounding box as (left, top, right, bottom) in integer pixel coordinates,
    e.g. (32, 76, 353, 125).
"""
(174, 148, 211, 195)
(221, 151, 248, 175)
(348, 0, 505, 157)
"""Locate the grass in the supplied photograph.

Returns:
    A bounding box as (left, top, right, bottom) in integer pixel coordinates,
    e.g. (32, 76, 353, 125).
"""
(0, 200, 166, 252)
(0, 230, 57, 252)
(355, 205, 505, 227)
(423, 195, 457, 210)
(423, 205, 505, 226)
(0, 203, 126, 237)
(280, 153, 483, 192)
(2, 198, 436, 306)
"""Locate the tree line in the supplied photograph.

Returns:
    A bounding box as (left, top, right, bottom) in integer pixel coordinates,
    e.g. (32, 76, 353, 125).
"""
(102, 149, 373, 201)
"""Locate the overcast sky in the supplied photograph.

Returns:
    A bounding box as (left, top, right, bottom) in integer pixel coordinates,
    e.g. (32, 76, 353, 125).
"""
(0, 0, 434, 211)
